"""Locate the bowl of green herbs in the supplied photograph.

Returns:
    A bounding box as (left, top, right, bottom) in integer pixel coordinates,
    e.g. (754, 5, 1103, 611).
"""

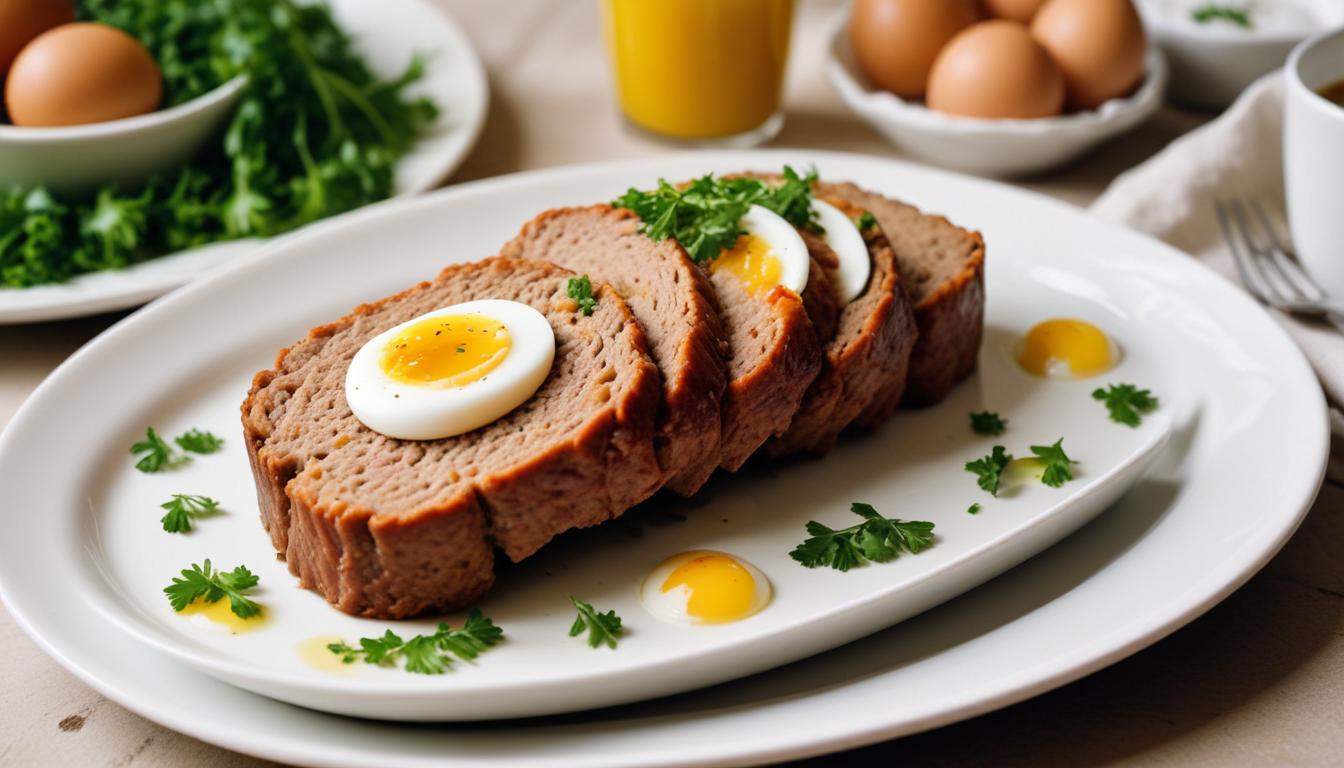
(0, 0, 474, 311)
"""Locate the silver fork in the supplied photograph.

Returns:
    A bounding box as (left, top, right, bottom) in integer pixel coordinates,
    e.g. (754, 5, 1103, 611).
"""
(1216, 197, 1344, 334)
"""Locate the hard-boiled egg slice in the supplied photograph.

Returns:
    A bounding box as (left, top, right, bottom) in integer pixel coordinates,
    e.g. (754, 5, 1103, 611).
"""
(345, 299, 554, 440)
(1015, 318, 1119, 379)
(710, 204, 810, 296)
(640, 550, 771, 625)
(811, 199, 872, 304)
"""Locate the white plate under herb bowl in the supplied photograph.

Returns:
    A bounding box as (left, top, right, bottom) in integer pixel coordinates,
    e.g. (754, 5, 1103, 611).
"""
(0, 150, 1328, 751)
(0, 0, 488, 326)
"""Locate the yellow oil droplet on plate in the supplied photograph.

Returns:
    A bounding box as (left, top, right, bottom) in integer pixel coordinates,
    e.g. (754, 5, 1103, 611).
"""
(178, 597, 267, 635)
(296, 636, 353, 673)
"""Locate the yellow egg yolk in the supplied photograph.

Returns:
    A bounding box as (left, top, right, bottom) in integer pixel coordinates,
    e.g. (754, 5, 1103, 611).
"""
(661, 553, 758, 623)
(179, 596, 266, 634)
(1016, 319, 1114, 379)
(712, 234, 783, 295)
(380, 313, 510, 387)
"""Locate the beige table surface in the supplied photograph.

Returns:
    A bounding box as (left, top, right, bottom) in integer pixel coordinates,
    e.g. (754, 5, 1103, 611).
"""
(4, 1, 1342, 766)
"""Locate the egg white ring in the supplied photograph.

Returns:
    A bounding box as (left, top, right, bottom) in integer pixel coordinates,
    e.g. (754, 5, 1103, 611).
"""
(812, 199, 873, 304)
(740, 204, 810, 296)
(639, 550, 772, 626)
(345, 299, 555, 441)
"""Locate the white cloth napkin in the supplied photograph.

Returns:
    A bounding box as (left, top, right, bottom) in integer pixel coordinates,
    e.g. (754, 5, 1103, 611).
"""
(1091, 73, 1344, 483)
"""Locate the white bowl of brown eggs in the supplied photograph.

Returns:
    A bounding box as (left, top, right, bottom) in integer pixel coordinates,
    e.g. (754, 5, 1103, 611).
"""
(0, 10, 244, 194)
(828, 0, 1167, 178)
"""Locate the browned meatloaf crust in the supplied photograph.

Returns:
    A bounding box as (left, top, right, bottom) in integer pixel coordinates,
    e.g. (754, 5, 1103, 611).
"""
(816, 180, 986, 408)
(240, 258, 662, 619)
(499, 205, 728, 496)
(767, 194, 917, 456)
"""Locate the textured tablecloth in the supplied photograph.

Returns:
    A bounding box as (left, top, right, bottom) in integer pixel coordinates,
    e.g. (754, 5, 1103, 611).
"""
(2, 2, 1341, 766)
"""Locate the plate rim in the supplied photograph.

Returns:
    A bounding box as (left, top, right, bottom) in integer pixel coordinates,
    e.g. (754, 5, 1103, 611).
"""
(0, 148, 1329, 766)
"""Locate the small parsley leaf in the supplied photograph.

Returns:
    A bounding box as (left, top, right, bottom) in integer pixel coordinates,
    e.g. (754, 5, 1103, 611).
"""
(1030, 439, 1077, 488)
(1092, 383, 1158, 427)
(854, 211, 877, 231)
(130, 427, 185, 473)
(164, 560, 261, 618)
(965, 446, 1013, 496)
(1192, 4, 1252, 27)
(970, 411, 1007, 436)
(568, 597, 624, 649)
(567, 275, 598, 316)
(175, 428, 224, 454)
(326, 609, 504, 674)
(159, 494, 222, 533)
(968, 502, 982, 515)
(790, 502, 935, 571)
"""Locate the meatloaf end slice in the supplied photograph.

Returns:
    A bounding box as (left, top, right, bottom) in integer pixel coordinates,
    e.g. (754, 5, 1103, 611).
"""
(816, 180, 985, 408)
(240, 258, 662, 619)
(499, 205, 728, 496)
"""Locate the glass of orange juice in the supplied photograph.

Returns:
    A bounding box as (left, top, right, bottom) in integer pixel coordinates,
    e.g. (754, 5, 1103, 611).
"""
(601, 0, 795, 145)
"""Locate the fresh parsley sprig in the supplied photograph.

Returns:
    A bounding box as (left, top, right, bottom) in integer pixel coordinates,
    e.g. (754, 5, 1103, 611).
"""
(970, 411, 1007, 436)
(175, 428, 224, 454)
(569, 597, 624, 649)
(790, 502, 935, 572)
(1092, 383, 1158, 427)
(159, 494, 223, 533)
(567, 275, 598, 316)
(131, 428, 186, 473)
(327, 609, 504, 674)
(1030, 439, 1077, 488)
(164, 560, 262, 619)
(965, 446, 1013, 496)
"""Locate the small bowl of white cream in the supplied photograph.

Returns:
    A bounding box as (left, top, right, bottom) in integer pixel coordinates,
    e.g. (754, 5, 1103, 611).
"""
(1138, 0, 1344, 109)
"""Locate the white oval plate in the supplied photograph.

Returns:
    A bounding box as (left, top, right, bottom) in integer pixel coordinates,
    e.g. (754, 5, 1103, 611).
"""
(0, 0, 488, 325)
(0, 152, 1328, 763)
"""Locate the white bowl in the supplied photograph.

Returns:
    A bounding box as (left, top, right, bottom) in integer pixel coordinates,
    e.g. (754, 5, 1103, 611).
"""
(825, 23, 1167, 178)
(1139, 0, 1343, 109)
(0, 75, 246, 194)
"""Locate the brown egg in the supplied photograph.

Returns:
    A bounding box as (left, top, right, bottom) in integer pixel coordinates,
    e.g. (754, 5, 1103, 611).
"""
(6, 22, 162, 127)
(0, 0, 72, 77)
(850, 0, 981, 99)
(927, 21, 1064, 119)
(1031, 0, 1147, 111)
(980, 0, 1046, 23)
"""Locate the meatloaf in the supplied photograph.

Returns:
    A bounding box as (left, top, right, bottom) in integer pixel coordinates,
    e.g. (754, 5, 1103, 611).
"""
(240, 258, 662, 618)
(499, 205, 728, 496)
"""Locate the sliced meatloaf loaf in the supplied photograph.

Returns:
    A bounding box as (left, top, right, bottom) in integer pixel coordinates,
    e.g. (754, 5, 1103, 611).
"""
(241, 258, 662, 619)
(816, 181, 986, 409)
(766, 194, 917, 456)
(499, 205, 728, 496)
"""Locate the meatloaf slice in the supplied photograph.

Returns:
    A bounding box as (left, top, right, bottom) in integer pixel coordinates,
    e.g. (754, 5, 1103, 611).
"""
(241, 258, 662, 619)
(499, 205, 727, 496)
(766, 194, 917, 456)
(816, 180, 986, 408)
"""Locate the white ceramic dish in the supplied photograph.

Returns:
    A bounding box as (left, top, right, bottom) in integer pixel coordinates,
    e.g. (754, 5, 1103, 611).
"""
(0, 0, 488, 326)
(0, 151, 1328, 765)
(1285, 27, 1344, 300)
(1139, 0, 1343, 109)
(826, 21, 1168, 177)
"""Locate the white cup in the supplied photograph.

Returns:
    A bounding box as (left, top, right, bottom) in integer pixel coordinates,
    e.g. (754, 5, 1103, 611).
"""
(1285, 28, 1344, 299)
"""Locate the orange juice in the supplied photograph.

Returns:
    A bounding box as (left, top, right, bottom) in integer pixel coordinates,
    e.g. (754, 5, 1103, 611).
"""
(602, 0, 794, 141)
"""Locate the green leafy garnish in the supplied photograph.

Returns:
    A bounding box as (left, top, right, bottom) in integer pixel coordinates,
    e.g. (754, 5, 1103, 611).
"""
(970, 410, 1007, 436)
(164, 560, 261, 618)
(967, 502, 982, 515)
(174, 429, 224, 454)
(327, 609, 504, 674)
(568, 597, 624, 649)
(159, 494, 222, 533)
(790, 502, 935, 572)
(612, 166, 818, 264)
(1092, 383, 1159, 427)
(1030, 439, 1077, 488)
(965, 446, 1013, 496)
(2, 0, 437, 288)
(130, 428, 184, 473)
(854, 211, 877, 231)
(567, 275, 598, 316)
(1192, 4, 1252, 27)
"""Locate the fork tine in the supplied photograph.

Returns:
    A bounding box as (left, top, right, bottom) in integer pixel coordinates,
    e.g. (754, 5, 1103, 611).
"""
(1216, 199, 1277, 303)
(1248, 199, 1328, 301)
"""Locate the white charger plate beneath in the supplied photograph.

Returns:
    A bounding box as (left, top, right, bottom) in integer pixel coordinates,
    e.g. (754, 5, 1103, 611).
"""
(0, 0, 488, 325)
(0, 151, 1327, 765)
